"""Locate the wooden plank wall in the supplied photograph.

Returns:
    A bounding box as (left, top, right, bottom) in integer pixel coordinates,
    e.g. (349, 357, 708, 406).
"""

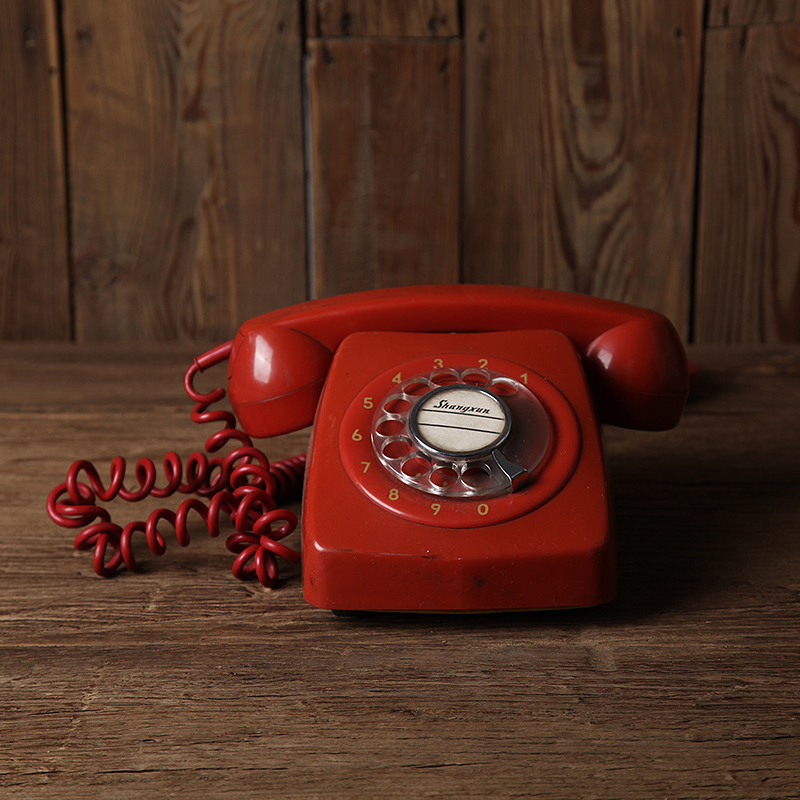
(306, 0, 462, 296)
(63, 0, 307, 341)
(698, 1, 800, 341)
(0, 0, 70, 340)
(463, 1, 701, 335)
(1, 0, 799, 343)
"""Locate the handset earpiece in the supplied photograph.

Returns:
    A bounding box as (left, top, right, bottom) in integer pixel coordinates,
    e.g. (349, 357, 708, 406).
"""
(227, 324, 334, 438)
(584, 316, 689, 430)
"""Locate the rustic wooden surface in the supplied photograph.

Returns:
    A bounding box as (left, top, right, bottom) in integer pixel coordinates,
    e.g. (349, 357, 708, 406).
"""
(462, 0, 702, 337)
(63, 0, 307, 342)
(0, 0, 71, 340)
(306, 0, 460, 37)
(1, 343, 798, 798)
(696, 23, 800, 343)
(307, 37, 461, 297)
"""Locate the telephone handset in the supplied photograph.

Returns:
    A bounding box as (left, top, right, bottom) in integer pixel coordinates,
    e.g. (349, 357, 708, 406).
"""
(48, 285, 689, 613)
(226, 284, 687, 437)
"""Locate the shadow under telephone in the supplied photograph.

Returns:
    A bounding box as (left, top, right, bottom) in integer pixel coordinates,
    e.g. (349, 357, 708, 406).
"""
(48, 285, 690, 613)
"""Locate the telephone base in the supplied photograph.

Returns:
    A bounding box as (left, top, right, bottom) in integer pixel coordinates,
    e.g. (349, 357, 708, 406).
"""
(302, 329, 615, 613)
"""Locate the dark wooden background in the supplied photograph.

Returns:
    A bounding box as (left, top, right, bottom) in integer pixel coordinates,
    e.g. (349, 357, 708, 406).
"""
(2, 0, 800, 343)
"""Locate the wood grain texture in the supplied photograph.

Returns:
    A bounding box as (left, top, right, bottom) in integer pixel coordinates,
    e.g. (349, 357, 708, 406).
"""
(463, 0, 702, 336)
(0, 0, 71, 340)
(708, 0, 800, 26)
(307, 0, 460, 38)
(696, 25, 800, 343)
(308, 39, 461, 297)
(1, 343, 798, 798)
(63, 0, 306, 343)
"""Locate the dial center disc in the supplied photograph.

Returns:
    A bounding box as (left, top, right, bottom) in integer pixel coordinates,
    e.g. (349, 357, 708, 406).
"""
(408, 385, 511, 458)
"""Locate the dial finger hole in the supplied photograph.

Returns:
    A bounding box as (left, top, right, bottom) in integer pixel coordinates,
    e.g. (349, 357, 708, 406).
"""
(461, 369, 490, 386)
(430, 465, 459, 488)
(382, 437, 413, 460)
(376, 416, 404, 437)
(488, 378, 518, 397)
(430, 369, 460, 386)
(403, 378, 434, 396)
(401, 456, 431, 479)
(462, 465, 493, 490)
(383, 396, 411, 414)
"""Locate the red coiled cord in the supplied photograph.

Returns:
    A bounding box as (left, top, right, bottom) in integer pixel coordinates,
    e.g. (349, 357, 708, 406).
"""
(46, 341, 307, 588)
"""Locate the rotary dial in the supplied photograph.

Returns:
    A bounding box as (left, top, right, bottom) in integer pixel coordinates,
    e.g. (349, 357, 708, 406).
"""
(371, 368, 550, 498)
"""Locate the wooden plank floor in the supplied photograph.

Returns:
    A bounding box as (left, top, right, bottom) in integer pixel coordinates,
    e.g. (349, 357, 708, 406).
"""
(1, 343, 798, 798)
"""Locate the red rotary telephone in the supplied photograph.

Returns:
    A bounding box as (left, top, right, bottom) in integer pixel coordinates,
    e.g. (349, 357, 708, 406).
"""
(48, 285, 690, 613)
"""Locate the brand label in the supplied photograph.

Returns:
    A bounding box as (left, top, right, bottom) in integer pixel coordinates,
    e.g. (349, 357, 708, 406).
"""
(410, 385, 510, 456)
(432, 398, 492, 416)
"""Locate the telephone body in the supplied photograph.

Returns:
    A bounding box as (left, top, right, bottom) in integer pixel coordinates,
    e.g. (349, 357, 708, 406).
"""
(222, 285, 689, 613)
